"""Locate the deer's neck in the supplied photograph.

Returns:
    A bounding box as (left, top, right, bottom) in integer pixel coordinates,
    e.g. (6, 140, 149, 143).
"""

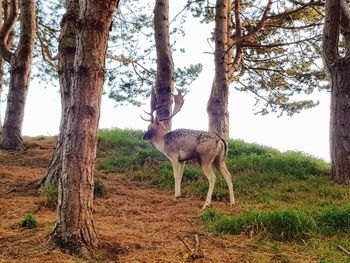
(153, 129, 168, 153)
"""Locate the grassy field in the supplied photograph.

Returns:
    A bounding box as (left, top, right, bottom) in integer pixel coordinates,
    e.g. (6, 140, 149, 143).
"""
(97, 128, 350, 262)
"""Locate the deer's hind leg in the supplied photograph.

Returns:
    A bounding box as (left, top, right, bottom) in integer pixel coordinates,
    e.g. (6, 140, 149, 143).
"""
(215, 161, 235, 206)
(201, 163, 216, 209)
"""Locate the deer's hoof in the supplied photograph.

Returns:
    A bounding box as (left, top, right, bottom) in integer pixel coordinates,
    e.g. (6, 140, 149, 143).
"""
(202, 203, 211, 210)
(173, 196, 181, 201)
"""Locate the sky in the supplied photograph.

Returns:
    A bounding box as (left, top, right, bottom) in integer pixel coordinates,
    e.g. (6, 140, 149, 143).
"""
(0, 1, 331, 161)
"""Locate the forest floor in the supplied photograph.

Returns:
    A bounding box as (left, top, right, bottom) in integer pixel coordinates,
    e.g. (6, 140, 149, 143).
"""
(0, 138, 319, 263)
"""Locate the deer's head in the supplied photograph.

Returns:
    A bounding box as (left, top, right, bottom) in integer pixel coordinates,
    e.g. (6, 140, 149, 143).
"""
(142, 90, 184, 142)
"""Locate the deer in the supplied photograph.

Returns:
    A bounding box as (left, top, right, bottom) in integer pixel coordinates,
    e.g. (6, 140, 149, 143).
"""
(142, 91, 235, 209)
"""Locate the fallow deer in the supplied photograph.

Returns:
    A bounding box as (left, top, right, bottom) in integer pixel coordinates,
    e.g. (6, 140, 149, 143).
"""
(142, 91, 235, 209)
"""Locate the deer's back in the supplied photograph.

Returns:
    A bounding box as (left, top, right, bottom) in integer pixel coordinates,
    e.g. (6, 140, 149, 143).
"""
(164, 129, 226, 161)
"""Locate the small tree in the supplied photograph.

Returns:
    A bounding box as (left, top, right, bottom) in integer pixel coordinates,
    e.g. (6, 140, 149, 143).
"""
(0, 0, 36, 150)
(323, 0, 350, 185)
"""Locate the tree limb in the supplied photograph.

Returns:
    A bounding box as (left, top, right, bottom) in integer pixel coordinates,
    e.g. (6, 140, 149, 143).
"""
(228, 0, 243, 83)
(322, 0, 341, 70)
(340, 0, 350, 56)
(243, 35, 321, 48)
(0, 0, 18, 62)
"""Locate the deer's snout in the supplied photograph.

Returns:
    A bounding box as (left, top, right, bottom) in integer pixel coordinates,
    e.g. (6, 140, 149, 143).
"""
(143, 130, 155, 141)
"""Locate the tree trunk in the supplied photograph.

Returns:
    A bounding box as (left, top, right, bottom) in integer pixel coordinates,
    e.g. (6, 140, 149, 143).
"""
(154, 0, 174, 129)
(207, 0, 230, 140)
(329, 63, 350, 185)
(40, 1, 78, 188)
(1, 0, 36, 151)
(323, 0, 350, 185)
(52, 0, 117, 255)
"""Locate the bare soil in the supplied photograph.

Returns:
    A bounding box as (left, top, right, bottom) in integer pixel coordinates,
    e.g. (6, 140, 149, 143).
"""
(0, 139, 318, 262)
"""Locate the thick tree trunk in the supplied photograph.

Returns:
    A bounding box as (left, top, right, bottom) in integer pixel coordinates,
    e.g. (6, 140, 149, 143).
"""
(52, 0, 117, 255)
(154, 0, 174, 129)
(41, 2, 78, 187)
(323, 0, 350, 185)
(1, 0, 36, 151)
(329, 63, 350, 185)
(207, 0, 230, 140)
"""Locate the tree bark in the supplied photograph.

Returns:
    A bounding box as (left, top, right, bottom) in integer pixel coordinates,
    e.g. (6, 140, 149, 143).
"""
(207, 0, 231, 140)
(40, 1, 78, 187)
(323, 0, 350, 185)
(154, 0, 174, 129)
(0, 2, 16, 136)
(329, 63, 350, 185)
(52, 0, 117, 255)
(1, 0, 36, 151)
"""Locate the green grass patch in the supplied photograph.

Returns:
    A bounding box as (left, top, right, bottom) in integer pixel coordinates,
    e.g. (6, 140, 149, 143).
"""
(201, 208, 317, 241)
(20, 213, 38, 229)
(201, 204, 350, 241)
(316, 205, 350, 234)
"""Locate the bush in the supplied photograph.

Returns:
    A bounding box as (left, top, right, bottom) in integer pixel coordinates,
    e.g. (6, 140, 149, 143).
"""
(40, 183, 58, 208)
(94, 178, 108, 198)
(20, 213, 38, 229)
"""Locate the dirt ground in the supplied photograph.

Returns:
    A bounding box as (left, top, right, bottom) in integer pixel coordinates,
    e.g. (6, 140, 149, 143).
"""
(0, 139, 318, 262)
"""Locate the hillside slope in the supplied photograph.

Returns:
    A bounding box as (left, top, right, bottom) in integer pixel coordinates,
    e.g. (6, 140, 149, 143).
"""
(0, 135, 349, 262)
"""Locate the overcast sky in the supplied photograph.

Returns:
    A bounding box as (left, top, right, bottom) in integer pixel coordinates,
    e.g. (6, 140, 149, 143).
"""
(0, 1, 330, 161)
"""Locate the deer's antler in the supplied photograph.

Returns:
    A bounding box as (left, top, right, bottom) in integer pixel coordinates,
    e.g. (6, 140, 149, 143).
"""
(141, 87, 157, 122)
(158, 90, 184, 122)
(140, 110, 154, 122)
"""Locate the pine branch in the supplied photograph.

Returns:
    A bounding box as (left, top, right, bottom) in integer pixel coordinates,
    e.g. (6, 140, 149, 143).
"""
(243, 35, 321, 48)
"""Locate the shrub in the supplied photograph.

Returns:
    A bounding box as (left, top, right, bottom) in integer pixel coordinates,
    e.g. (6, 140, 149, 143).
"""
(20, 213, 38, 229)
(94, 178, 108, 198)
(40, 183, 58, 208)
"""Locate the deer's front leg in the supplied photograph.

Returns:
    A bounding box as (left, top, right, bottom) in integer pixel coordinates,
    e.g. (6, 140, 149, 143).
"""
(171, 160, 185, 199)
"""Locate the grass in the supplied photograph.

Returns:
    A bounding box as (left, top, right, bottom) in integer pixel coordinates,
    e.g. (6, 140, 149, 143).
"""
(40, 183, 58, 208)
(96, 128, 350, 262)
(201, 205, 350, 239)
(20, 213, 38, 229)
